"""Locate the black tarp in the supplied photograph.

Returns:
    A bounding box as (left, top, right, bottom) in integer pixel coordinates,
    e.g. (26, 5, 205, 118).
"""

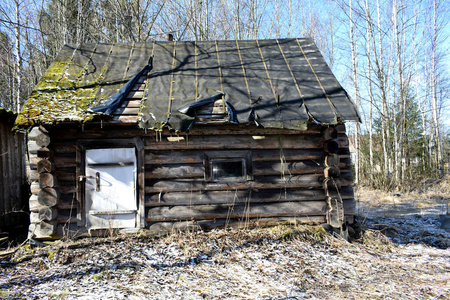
(17, 38, 360, 130)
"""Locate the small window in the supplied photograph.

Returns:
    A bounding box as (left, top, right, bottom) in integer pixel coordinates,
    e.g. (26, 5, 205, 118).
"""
(211, 159, 246, 181)
(205, 151, 252, 182)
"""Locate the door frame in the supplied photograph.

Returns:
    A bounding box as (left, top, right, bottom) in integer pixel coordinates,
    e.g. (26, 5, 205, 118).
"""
(76, 137, 145, 229)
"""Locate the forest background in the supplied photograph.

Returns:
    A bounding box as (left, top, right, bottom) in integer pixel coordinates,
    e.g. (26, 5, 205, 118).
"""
(0, 0, 448, 192)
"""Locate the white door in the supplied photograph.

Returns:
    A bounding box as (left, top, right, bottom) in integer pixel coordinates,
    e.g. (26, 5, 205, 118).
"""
(85, 148, 137, 229)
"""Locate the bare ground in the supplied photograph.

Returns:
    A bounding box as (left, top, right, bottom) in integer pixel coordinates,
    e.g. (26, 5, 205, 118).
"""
(1, 187, 449, 299)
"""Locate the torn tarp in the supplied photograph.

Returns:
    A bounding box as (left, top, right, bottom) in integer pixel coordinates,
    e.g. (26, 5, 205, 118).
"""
(167, 93, 238, 132)
(89, 63, 151, 116)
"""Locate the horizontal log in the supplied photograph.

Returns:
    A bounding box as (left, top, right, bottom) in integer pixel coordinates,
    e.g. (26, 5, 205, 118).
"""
(322, 127, 338, 140)
(326, 186, 355, 199)
(326, 197, 345, 227)
(145, 149, 328, 165)
(148, 216, 326, 232)
(145, 174, 321, 193)
(58, 183, 76, 194)
(323, 178, 342, 191)
(27, 140, 40, 154)
(38, 206, 58, 221)
(29, 195, 40, 212)
(53, 156, 77, 168)
(57, 199, 77, 210)
(146, 188, 328, 207)
(38, 187, 60, 207)
(145, 163, 205, 179)
(144, 134, 326, 150)
(27, 127, 41, 141)
(57, 215, 77, 224)
(187, 124, 325, 136)
(29, 156, 41, 169)
(28, 169, 39, 181)
(253, 160, 324, 176)
(30, 212, 40, 224)
(39, 173, 58, 188)
(37, 159, 54, 173)
(51, 143, 77, 154)
(324, 154, 340, 167)
(55, 170, 76, 182)
(323, 140, 339, 154)
(145, 174, 353, 193)
(145, 200, 357, 222)
(35, 131, 51, 148)
(48, 123, 345, 140)
(323, 166, 340, 178)
(37, 147, 53, 158)
(35, 220, 57, 238)
(31, 182, 40, 195)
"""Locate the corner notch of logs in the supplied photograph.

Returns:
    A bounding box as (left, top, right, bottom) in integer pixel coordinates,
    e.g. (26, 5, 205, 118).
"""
(322, 126, 347, 239)
(28, 126, 59, 239)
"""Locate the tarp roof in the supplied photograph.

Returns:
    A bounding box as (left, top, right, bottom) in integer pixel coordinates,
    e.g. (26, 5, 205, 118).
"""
(16, 38, 360, 131)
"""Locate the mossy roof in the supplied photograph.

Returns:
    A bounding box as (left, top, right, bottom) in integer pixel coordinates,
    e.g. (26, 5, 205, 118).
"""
(16, 38, 360, 131)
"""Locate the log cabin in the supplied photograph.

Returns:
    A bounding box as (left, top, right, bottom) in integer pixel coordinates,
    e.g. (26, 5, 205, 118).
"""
(0, 107, 28, 235)
(15, 38, 360, 239)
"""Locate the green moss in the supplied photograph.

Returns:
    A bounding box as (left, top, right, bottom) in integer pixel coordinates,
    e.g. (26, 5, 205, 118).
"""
(16, 45, 115, 127)
(47, 250, 55, 261)
(34, 59, 72, 91)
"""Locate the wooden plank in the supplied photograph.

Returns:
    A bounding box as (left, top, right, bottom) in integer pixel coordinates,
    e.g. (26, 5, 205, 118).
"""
(130, 83, 145, 91)
(119, 99, 141, 108)
(195, 106, 226, 114)
(127, 91, 144, 99)
(112, 115, 138, 123)
(146, 188, 327, 207)
(145, 163, 205, 179)
(146, 201, 333, 222)
(113, 107, 140, 115)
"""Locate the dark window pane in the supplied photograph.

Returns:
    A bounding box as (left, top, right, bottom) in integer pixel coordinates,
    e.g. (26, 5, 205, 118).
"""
(211, 160, 244, 180)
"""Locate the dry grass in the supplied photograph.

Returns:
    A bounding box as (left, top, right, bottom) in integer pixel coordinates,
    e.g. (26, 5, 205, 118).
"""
(356, 175, 450, 211)
(1, 222, 449, 299)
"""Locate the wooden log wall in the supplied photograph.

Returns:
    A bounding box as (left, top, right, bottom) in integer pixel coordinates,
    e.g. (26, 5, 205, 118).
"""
(42, 122, 355, 237)
(0, 112, 28, 233)
(143, 125, 355, 232)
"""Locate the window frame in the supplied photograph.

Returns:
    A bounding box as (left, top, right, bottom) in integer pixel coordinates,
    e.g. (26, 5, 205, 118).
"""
(204, 151, 252, 183)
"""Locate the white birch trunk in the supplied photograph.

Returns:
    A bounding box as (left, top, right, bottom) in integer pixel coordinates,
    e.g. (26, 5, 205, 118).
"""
(349, 0, 360, 184)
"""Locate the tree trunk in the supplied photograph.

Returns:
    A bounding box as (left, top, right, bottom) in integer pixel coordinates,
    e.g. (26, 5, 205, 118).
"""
(349, 0, 360, 184)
